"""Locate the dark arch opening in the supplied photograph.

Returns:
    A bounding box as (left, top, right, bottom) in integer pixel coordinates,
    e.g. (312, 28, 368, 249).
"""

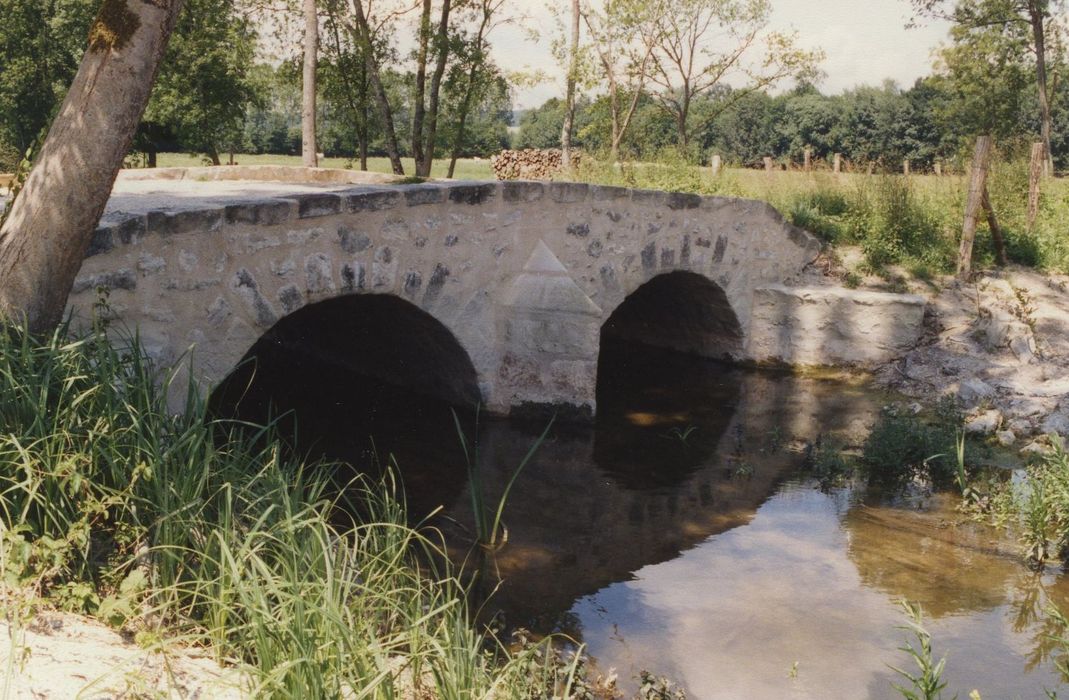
(600, 270, 743, 359)
(594, 271, 744, 489)
(208, 294, 481, 517)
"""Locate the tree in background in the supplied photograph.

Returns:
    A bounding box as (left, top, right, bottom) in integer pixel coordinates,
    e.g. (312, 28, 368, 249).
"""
(303, 0, 319, 167)
(581, 0, 661, 162)
(647, 0, 822, 152)
(560, 0, 581, 168)
(442, 0, 508, 177)
(0, 0, 96, 166)
(913, 0, 1065, 173)
(142, 0, 259, 164)
(0, 0, 187, 332)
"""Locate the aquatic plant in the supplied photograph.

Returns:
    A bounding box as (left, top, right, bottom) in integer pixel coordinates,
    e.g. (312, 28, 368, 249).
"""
(451, 408, 553, 551)
(889, 600, 952, 700)
(861, 398, 966, 487)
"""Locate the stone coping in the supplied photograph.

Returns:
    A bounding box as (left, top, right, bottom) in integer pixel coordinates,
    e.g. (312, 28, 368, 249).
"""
(90, 179, 823, 261)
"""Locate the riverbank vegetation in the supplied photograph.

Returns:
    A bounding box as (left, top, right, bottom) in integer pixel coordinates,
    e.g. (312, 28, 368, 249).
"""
(0, 320, 626, 697)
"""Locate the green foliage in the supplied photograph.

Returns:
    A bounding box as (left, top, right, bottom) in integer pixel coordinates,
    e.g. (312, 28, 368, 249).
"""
(861, 398, 966, 487)
(854, 176, 952, 270)
(142, 0, 260, 162)
(0, 140, 19, 173)
(0, 0, 95, 155)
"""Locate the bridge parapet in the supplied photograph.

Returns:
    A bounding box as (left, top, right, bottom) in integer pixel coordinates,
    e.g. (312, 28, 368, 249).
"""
(70, 178, 923, 415)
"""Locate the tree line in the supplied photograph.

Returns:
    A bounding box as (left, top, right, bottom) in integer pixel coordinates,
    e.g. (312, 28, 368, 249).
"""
(0, 0, 513, 174)
(3, 0, 1062, 176)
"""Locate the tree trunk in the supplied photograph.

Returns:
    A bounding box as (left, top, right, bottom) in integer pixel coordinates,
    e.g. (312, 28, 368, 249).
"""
(448, 62, 480, 179)
(411, 0, 431, 172)
(1028, 141, 1043, 228)
(303, 0, 319, 168)
(561, 0, 580, 170)
(981, 186, 1007, 266)
(351, 0, 403, 174)
(958, 135, 993, 278)
(416, 0, 453, 177)
(1029, 1, 1054, 176)
(0, 0, 187, 333)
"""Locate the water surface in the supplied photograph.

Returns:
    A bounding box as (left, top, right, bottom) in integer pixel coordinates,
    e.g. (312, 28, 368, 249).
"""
(211, 338, 1069, 699)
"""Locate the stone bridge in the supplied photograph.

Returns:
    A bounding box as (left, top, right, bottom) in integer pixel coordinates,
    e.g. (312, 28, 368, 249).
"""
(68, 169, 925, 415)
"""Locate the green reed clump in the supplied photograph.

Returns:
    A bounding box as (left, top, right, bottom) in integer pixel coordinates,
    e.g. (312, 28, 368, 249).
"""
(964, 445, 1069, 569)
(861, 398, 967, 488)
(0, 320, 597, 697)
(850, 176, 955, 271)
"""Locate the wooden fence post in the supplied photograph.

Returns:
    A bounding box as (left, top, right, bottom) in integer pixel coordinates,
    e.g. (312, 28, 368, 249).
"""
(958, 135, 993, 278)
(981, 187, 1008, 266)
(763, 156, 773, 173)
(803, 147, 812, 172)
(832, 153, 841, 174)
(1028, 142, 1044, 229)
(903, 160, 910, 176)
(934, 160, 942, 176)
(710, 154, 722, 177)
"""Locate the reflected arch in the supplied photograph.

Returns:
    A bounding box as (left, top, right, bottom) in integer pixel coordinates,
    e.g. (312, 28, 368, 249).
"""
(593, 271, 745, 488)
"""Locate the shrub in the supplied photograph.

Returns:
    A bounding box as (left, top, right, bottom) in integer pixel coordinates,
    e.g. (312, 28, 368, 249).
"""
(0, 140, 20, 173)
(860, 398, 965, 487)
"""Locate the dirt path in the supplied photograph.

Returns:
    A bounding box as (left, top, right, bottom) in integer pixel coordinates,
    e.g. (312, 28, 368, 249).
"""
(1, 612, 243, 699)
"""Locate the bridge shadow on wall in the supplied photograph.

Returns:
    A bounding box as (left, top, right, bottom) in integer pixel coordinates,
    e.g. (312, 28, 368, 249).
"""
(207, 294, 481, 520)
(594, 271, 745, 490)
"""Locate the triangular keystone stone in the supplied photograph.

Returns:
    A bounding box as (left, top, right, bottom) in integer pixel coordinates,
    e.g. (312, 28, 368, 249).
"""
(503, 240, 601, 316)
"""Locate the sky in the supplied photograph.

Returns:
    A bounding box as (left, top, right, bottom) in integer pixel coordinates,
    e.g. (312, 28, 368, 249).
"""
(493, 0, 954, 110)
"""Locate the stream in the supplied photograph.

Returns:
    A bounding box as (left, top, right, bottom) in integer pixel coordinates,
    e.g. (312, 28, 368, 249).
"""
(211, 335, 1069, 699)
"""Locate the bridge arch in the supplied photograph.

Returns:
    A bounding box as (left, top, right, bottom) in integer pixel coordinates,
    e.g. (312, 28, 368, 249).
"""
(600, 270, 743, 360)
(208, 293, 482, 422)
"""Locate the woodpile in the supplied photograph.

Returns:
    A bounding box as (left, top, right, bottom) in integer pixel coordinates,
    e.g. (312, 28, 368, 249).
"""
(490, 149, 580, 180)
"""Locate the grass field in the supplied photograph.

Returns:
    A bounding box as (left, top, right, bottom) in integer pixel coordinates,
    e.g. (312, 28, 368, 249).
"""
(154, 152, 495, 180)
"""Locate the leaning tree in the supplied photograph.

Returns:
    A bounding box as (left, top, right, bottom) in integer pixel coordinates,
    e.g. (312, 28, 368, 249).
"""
(0, 0, 187, 333)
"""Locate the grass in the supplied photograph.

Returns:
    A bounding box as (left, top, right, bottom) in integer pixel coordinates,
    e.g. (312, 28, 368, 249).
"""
(154, 152, 495, 181)
(0, 319, 609, 698)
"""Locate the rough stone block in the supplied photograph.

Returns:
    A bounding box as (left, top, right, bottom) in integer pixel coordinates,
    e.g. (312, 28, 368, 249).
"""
(226, 200, 295, 226)
(296, 193, 342, 218)
(448, 183, 496, 205)
(590, 185, 630, 201)
(502, 181, 544, 203)
(403, 185, 445, 206)
(549, 182, 589, 203)
(747, 286, 926, 367)
(147, 208, 223, 236)
(346, 189, 401, 212)
(631, 189, 666, 206)
(72, 269, 136, 294)
(87, 227, 114, 257)
(666, 192, 701, 210)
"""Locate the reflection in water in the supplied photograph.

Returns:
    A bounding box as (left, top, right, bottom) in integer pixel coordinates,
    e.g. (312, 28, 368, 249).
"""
(211, 332, 1069, 699)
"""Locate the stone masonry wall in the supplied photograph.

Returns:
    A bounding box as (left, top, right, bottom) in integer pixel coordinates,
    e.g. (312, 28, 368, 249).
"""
(69, 179, 920, 415)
